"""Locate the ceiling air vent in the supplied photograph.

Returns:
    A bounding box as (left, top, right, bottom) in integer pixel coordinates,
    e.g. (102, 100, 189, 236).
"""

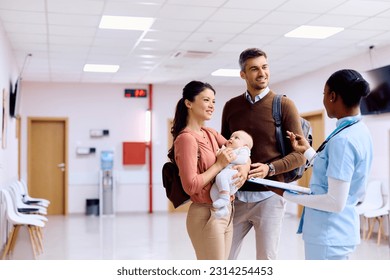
(171, 50, 212, 59)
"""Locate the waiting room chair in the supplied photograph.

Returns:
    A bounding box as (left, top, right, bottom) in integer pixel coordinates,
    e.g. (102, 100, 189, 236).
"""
(9, 182, 47, 215)
(8, 183, 48, 254)
(18, 179, 50, 208)
(1, 188, 46, 259)
(355, 180, 383, 239)
(363, 184, 389, 245)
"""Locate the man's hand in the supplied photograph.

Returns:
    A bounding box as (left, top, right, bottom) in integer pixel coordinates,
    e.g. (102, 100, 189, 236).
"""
(248, 162, 269, 179)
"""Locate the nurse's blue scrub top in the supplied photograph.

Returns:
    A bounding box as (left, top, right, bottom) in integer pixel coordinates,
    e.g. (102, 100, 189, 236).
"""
(301, 115, 373, 246)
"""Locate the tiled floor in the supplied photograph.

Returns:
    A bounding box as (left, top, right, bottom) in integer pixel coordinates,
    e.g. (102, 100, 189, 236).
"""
(4, 212, 390, 260)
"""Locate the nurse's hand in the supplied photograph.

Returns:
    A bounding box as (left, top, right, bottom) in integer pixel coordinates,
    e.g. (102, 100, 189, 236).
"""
(287, 131, 311, 154)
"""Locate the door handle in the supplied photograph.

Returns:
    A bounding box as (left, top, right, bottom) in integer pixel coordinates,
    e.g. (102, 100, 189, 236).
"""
(57, 163, 65, 172)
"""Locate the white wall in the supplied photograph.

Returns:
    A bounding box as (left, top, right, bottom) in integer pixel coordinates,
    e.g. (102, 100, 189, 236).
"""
(17, 43, 390, 217)
(0, 20, 22, 254)
(21, 82, 152, 213)
(2, 15, 390, 218)
(20, 82, 244, 213)
(0, 22, 19, 186)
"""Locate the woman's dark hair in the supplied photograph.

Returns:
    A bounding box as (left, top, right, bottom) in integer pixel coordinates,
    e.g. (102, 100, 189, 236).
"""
(326, 69, 370, 107)
(239, 48, 267, 71)
(167, 80, 215, 161)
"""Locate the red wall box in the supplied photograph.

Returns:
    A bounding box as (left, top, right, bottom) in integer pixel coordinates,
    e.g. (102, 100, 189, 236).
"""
(123, 142, 146, 165)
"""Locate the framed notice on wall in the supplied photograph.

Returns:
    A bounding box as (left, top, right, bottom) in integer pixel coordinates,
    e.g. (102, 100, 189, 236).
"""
(2, 88, 7, 149)
(0, 89, 3, 146)
(123, 142, 146, 164)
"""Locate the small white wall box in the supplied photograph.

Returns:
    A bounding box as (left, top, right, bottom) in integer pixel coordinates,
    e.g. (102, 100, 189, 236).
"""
(76, 147, 96, 155)
(90, 129, 109, 137)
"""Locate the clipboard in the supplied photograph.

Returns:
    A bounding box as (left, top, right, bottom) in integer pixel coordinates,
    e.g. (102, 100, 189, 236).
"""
(247, 177, 311, 194)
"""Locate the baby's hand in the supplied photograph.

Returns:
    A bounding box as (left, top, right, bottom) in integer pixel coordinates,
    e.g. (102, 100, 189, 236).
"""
(216, 145, 226, 156)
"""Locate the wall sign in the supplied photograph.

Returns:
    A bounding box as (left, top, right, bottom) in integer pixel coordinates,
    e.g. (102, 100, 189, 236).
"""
(124, 89, 147, 98)
(123, 142, 146, 165)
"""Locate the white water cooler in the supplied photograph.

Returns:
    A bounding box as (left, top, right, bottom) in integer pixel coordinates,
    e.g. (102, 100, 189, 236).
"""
(99, 150, 115, 216)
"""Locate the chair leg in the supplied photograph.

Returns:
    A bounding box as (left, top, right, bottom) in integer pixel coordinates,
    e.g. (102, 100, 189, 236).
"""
(377, 216, 384, 245)
(8, 225, 21, 255)
(366, 218, 374, 240)
(361, 216, 367, 239)
(32, 226, 44, 254)
(27, 226, 38, 259)
(1, 226, 17, 260)
(388, 214, 390, 248)
(30, 226, 41, 254)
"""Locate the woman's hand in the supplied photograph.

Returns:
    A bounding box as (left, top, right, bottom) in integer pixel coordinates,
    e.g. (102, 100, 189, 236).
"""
(215, 147, 235, 169)
(286, 131, 311, 154)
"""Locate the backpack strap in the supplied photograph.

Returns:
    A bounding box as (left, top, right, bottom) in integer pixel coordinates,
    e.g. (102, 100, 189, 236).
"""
(180, 130, 201, 159)
(175, 130, 204, 174)
(272, 94, 286, 156)
(170, 130, 199, 163)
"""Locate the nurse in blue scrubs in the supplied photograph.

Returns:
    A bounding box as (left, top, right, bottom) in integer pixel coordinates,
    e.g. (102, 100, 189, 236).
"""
(272, 69, 373, 260)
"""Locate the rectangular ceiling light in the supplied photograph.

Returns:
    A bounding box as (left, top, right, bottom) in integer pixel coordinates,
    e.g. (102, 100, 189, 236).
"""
(99, 15, 155, 31)
(83, 64, 119, 73)
(211, 68, 240, 77)
(284, 25, 344, 39)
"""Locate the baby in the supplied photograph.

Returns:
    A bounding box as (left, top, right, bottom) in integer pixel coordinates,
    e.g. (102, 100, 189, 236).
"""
(210, 130, 253, 218)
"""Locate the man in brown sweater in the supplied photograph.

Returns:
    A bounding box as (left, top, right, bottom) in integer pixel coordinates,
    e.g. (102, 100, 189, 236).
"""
(222, 48, 305, 260)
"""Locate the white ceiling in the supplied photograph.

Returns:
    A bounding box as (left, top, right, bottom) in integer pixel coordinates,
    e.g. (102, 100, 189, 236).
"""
(1, 0, 390, 86)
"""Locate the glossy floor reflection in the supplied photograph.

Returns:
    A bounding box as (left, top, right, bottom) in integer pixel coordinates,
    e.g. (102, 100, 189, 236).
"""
(5, 212, 390, 260)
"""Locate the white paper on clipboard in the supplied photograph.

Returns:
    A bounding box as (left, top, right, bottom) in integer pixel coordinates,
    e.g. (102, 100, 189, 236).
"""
(247, 177, 311, 194)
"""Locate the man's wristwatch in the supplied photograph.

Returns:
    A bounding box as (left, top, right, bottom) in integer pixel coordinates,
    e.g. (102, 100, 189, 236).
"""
(266, 163, 276, 177)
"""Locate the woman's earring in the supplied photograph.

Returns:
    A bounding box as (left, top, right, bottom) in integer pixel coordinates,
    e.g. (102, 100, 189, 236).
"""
(330, 100, 333, 102)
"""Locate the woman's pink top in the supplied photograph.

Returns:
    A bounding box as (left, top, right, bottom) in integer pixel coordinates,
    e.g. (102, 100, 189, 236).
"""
(174, 127, 227, 204)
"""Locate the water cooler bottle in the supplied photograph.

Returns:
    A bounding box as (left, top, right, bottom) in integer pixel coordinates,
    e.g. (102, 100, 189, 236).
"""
(99, 150, 115, 216)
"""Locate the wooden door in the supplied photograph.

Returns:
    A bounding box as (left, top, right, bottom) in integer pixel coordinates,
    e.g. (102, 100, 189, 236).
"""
(296, 110, 325, 216)
(28, 118, 68, 215)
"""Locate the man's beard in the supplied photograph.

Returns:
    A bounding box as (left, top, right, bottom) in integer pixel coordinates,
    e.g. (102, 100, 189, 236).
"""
(250, 80, 268, 91)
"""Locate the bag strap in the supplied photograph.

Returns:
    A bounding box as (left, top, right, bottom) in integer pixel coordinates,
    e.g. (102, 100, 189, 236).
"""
(177, 131, 203, 173)
(170, 130, 200, 163)
(272, 94, 286, 156)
